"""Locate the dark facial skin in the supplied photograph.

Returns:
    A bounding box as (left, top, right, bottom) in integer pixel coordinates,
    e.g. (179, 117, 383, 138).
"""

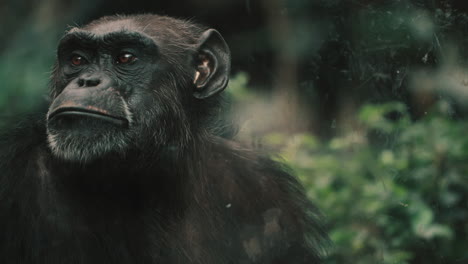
(47, 30, 161, 162)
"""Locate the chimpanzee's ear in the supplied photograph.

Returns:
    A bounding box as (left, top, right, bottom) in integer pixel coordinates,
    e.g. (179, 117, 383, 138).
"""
(192, 29, 231, 99)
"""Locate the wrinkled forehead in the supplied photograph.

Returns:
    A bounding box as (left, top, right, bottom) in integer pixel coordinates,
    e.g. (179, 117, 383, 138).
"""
(76, 19, 143, 36)
(59, 19, 159, 53)
(62, 18, 196, 54)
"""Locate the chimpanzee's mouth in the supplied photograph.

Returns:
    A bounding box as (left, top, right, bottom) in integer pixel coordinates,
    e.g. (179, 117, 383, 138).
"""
(48, 107, 129, 128)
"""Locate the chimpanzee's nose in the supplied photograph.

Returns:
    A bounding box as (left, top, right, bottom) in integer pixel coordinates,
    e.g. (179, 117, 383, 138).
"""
(77, 77, 101, 87)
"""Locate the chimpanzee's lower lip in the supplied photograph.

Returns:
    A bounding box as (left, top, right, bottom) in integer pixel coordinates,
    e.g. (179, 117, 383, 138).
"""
(48, 107, 129, 128)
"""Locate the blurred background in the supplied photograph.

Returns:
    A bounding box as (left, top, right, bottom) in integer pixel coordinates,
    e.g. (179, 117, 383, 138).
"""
(1, 0, 468, 263)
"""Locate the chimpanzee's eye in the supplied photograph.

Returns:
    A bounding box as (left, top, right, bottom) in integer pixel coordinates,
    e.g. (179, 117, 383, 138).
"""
(71, 55, 86, 66)
(116, 53, 137, 64)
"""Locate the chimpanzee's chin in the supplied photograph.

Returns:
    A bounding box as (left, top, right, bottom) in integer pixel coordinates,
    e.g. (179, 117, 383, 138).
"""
(46, 127, 128, 163)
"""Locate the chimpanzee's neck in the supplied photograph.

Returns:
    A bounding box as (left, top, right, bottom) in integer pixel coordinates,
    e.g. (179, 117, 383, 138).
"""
(43, 139, 207, 208)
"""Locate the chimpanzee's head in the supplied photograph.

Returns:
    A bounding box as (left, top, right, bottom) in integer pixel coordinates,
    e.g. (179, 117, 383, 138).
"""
(46, 15, 230, 162)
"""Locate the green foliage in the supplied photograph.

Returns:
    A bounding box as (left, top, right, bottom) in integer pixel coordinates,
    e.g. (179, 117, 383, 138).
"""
(0, 28, 56, 114)
(264, 101, 468, 264)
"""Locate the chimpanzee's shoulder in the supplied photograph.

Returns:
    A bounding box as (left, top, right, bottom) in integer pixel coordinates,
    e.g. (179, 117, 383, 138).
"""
(203, 138, 327, 263)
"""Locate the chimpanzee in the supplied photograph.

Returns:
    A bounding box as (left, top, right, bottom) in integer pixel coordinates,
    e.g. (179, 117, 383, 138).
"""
(0, 14, 326, 263)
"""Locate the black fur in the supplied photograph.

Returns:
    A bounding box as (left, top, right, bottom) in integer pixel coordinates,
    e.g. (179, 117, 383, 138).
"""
(0, 14, 326, 263)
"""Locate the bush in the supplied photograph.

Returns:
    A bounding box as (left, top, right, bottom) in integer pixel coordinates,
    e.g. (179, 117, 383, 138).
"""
(265, 101, 468, 264)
